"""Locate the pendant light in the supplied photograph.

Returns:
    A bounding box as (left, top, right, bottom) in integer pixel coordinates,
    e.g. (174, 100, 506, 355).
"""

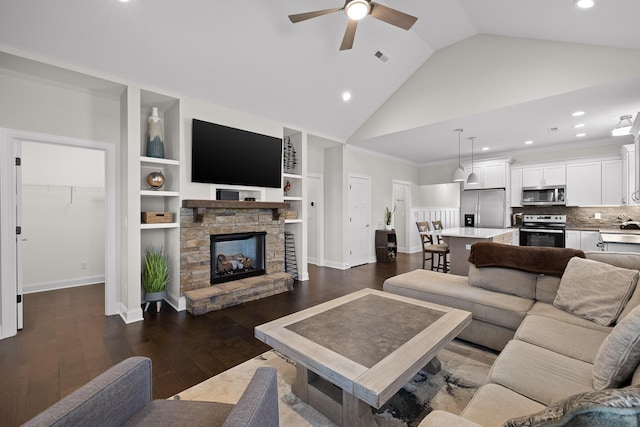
(452, 129, 465, 182)
(467, 137, 480, 185)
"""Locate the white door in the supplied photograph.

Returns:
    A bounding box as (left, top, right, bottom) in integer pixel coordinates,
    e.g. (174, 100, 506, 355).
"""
(349, 175, 371, 267)
(307, 174, 324, 266)
(15, 141, 23, 330)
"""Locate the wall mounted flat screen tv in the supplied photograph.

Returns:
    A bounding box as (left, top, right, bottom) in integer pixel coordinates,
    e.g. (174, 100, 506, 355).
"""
(191, 119, 282, 188)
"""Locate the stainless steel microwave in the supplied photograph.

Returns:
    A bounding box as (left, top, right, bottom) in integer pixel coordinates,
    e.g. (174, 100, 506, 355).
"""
(522, 185, 566, 206)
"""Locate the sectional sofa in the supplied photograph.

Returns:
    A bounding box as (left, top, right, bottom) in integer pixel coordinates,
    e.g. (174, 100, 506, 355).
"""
(383, 243, 640, 426)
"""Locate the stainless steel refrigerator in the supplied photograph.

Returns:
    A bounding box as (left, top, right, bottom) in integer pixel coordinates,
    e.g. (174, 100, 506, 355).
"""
(460, 189, 506, 228)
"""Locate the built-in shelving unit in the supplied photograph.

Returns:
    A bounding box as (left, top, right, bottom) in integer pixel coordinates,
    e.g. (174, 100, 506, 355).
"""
(283, 129, 308, 280)
(139, 89, 182, 310)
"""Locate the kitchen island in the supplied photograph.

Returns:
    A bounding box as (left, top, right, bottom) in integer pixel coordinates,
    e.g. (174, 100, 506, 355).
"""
(432, 227, 514, 276)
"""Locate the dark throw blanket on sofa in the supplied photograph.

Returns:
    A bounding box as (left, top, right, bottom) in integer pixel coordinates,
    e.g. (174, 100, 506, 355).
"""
(468, 242, 585, 277)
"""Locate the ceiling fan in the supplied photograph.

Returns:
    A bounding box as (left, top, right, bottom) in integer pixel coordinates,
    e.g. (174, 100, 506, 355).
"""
(288, 0, 418, 51)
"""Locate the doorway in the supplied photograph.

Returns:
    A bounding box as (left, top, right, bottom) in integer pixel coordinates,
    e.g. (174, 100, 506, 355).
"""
(392, 180, 411, 253)
(1, 129, 117, 339)
(307, 173, 324, 266)
(348, 174, 372, 267)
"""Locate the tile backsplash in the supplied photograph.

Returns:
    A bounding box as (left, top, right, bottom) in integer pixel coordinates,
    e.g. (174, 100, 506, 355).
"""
(512, 206, 640, 229)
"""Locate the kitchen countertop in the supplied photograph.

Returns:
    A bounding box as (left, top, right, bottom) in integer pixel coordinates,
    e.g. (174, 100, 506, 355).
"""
(433, 227, 513, 239)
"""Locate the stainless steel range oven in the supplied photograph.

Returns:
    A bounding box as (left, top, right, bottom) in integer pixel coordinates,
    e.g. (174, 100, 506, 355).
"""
(519, 214, 566, 248)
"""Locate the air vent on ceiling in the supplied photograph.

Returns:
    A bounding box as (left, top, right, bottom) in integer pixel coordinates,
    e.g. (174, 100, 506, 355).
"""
(547, 127, 560, 133)
(374, 50, 389, 63)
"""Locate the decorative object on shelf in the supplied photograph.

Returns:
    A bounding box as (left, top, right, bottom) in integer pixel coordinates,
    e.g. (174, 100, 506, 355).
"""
(285, 210, 298, 220)
(141, 212, 173, 224)
(385, 206, 396, 230)
(283, 179, 291, 196)
(284, 232, 298, 279)
(147, 171, 165, 190)
(283, 136, 297, 173)
(146, 107, 165, 158)
(142, 246, 169, 312)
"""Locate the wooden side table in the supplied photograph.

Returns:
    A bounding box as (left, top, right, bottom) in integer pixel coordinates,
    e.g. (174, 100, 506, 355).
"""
(375, 229, 397, 263)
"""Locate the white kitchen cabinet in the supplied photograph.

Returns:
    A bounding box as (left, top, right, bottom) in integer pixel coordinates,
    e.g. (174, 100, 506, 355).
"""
(565, 230, 580, 249)
(580, 231, 601, 251)
(565, 230, 601, 251)
(566, 162, 601, 206)
(621, 144, 637, 205)
(464, 162, 507, 189)
(601, 159, 623, 206)
(510, 168, 523, 207)
(522, 165, 566, 187)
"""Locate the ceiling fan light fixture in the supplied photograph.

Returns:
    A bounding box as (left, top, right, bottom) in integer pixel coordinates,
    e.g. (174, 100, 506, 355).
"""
(612, 115, 633, 136)
(345, 0, 370, 20)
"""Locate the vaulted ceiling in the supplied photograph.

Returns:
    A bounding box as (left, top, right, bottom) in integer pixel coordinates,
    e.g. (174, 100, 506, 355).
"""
(1, 0, 640, 163)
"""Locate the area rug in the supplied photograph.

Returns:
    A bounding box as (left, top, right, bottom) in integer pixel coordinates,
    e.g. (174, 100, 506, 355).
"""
(173, 340, 497, 426)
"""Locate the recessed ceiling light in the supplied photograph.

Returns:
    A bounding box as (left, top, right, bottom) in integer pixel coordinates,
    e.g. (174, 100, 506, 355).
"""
(481, 147, 489, 151)
(576, 133, 587, 137)
(342, 91, 352, 102)
(575, 0, 594, 9)
(119, 0, 130, 2)
(524, 140, 534, 145)
(573, 123, 585, 128)
(572, 111, 585, 117)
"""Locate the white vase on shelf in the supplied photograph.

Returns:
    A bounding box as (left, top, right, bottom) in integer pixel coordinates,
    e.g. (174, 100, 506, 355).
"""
(146, 107, 165, 158)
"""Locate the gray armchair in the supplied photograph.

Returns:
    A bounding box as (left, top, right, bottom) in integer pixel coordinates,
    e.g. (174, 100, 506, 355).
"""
(22, 357, 279, 427)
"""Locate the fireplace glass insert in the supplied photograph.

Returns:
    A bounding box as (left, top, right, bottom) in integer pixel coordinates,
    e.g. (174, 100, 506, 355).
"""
(210, 232, 266, 284)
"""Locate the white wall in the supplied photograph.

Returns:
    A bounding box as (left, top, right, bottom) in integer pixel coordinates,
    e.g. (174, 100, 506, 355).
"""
(417, 183, 460, 208)
(21, 142, 105, 293)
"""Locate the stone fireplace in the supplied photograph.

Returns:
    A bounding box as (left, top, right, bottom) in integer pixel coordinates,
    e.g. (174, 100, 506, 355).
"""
(180, 200, 294, 315)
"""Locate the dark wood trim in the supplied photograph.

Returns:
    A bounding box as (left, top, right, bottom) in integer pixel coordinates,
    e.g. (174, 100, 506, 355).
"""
(182, 200, 290, 222)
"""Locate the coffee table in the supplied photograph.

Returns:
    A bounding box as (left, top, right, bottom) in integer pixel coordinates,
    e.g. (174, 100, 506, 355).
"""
(254, 288, 471, 426)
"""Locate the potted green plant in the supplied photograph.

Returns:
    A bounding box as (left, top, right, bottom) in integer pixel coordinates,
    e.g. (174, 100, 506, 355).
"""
(385, 206, 396, 230)
(142, 246, 169, 304)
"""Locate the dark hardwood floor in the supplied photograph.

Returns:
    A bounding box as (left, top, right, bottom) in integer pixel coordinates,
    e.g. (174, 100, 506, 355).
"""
(0, 253, 422, 426)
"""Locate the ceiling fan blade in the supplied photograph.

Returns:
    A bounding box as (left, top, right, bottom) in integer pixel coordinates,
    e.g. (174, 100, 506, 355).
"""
(340, 20, 358, 51)
(370, 3, 417, 30)
(288, 7, 342, 23)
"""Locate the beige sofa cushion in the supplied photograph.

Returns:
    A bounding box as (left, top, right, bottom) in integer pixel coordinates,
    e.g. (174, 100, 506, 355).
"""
(586, 251, 640, 322)
(534, 275, 561, 304)
(553, 257, 639, 326)
(383, 269, 533, 330)
(593, 305, 640, 390)
(468, 264, 537, 299)
(487, 340, 594, 405)
(514, 315, 609, 364)
(528, 303, 613, 333)
(460, 383, 545, 427)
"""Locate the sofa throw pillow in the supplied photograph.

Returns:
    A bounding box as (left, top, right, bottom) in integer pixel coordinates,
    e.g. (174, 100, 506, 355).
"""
(553, 257, 639, 326)
(593, 305, 640, 390)
(503, 385, 640, 427)
(468, 264, 537, 299)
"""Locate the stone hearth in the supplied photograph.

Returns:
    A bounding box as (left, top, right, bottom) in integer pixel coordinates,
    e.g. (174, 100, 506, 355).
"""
(180, 200, 294, 315)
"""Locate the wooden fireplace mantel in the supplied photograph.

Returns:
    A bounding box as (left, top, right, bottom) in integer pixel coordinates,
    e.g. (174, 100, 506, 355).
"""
(182, 200, 290, 222)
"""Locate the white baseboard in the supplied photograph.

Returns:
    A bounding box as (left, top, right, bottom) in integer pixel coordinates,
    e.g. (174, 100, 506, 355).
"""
(118, 302, 143, 324)
(22, 276, 105, 294)
(297, 272, 310, 281)
(324, 260, 350, 270)
(165, 295, 186, 311)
